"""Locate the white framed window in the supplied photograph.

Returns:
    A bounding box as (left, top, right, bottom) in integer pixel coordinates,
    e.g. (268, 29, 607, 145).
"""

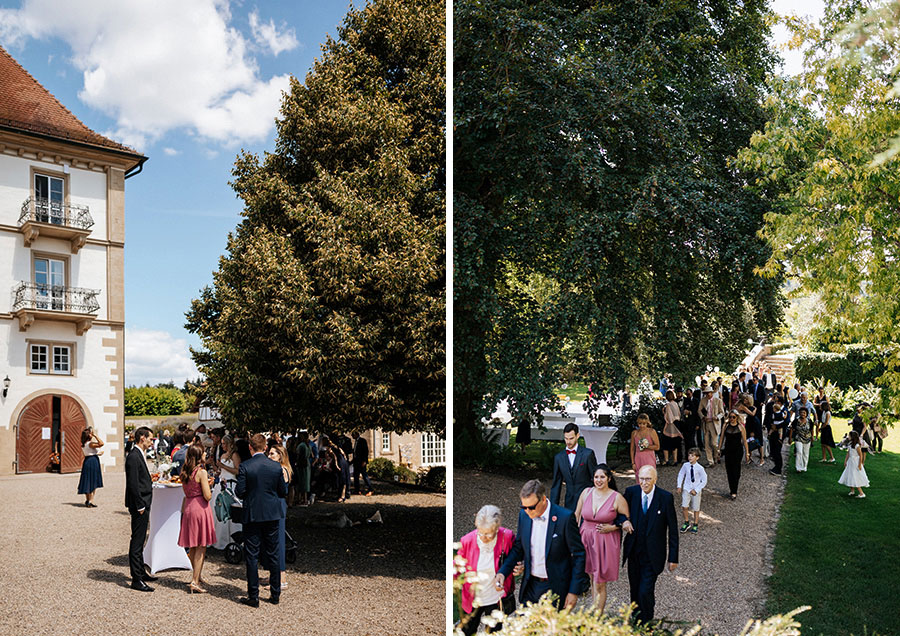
(34, 172, 65, 224)
(53, 346, 71, 374)
(381, 432, 391, 453)
(420, 433, 445, 466)
(28, 342, 74, 376)
(33, 255, 66, 310)
(30, 344, 48, 373)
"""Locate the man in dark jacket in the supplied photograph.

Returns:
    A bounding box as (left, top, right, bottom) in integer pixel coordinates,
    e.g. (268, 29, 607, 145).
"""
(125, 426, 156, 591)
(496, 479, 586, 610)
(620, 465, 679, 624)
(550, 423, 598, 511)
(236, 433, 288, 607)
(351, 432, 374, 496)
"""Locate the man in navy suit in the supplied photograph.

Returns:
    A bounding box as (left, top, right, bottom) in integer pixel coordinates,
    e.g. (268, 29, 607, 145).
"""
(235, 433, 288, 607)
(620, 465, 679, 624)
(495, 479, 586, 610)
(550, 423, 598, 511)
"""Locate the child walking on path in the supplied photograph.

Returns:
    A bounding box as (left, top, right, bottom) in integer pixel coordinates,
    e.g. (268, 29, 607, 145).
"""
(676, 448, 708, 533)
(838, 431, 869, 498)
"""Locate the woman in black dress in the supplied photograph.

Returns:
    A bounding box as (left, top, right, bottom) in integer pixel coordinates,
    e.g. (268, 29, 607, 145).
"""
(819, 400, 836, 462)
(718, 411, 750, 500)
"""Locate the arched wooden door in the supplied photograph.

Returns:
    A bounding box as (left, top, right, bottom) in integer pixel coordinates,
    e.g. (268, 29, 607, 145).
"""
(60, 396, 87, 473)
(16, 395, 53, 474)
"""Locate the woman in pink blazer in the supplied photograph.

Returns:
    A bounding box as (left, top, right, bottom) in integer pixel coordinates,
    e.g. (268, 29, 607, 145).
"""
(457, 505, 517, 635)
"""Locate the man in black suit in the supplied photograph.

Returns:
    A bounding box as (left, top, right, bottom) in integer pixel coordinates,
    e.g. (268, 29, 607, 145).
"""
(351, 432, 374, 496)
(550, 423, 598, 511)
(235, 433, 288, 607)
(125, 426, 157, 591)
(620, 465, 679, 624)
(495, 479, 586, 610)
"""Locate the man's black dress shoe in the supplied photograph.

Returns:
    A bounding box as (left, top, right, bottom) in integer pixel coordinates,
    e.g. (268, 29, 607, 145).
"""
(131, 580, 154, 592)
(239, 597, 259, 608)
(267, 597, 280, 605)
(143, 574, 158, 582)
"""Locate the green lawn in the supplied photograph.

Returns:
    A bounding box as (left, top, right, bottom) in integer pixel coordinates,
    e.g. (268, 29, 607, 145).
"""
(767, 427, 900, 635)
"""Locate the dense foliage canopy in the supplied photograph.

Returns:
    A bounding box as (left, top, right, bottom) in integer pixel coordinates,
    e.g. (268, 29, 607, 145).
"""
(187, 0, 445, 435)
(454, 0, 785, 433)
(736, 0, 900, 414)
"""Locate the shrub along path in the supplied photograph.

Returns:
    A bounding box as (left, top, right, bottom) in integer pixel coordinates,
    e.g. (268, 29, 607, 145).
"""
(767, 434, 900, 636)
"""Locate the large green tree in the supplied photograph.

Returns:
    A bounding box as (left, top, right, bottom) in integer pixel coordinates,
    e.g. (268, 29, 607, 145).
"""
(736, 0, 900, 413)
(186, 0, 445, 435)
(454, 0, 785, 436)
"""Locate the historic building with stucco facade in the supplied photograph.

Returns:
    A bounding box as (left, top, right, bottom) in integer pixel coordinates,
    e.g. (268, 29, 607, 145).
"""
(0, 46, 146, 476)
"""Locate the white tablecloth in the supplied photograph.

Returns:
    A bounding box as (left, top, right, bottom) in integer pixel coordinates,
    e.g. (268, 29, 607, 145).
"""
(143, 484, 192, 574)
(580, 426, 619, 465)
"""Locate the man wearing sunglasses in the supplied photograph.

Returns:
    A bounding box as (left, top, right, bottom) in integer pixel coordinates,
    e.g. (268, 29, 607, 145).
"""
(494, 479, 586, 611)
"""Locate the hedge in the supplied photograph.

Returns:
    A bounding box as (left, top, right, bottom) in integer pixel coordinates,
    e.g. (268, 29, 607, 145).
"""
(124, 386, 187, 417)
(794, 345, 883, 388)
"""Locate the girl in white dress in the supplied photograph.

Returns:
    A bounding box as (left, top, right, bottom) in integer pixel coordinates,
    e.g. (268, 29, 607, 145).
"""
(838, 431, 869, 498)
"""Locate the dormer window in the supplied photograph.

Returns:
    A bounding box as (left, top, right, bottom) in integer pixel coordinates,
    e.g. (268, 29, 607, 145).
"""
(34, 173, 65, 224)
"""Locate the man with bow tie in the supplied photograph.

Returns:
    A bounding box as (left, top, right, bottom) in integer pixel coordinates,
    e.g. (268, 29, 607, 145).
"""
(550, 423, 598, 511)
(495, 479, 586, 610)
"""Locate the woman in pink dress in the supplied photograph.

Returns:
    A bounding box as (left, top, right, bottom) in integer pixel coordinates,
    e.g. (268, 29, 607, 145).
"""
(630, 413, 660, 482)
(575, 465, 630, 612)
(178, 445, 217, 593)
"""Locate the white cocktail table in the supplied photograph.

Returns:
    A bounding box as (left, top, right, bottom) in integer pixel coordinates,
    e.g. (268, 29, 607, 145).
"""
(143, 483, 192, 574)
(580, 426, 619, 465)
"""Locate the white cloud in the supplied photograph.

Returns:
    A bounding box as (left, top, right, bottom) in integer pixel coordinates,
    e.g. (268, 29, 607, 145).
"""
(126, 328, 200, 387)
(249, 9, 299, 56)
(162, 147, 180, 156)
(0, 0, 295, 150)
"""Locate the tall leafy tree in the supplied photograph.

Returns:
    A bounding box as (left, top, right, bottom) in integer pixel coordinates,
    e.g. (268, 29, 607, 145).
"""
(736, 0, 900, 412)
(186, 0, 445, 435)
(454, 0, 785, 436)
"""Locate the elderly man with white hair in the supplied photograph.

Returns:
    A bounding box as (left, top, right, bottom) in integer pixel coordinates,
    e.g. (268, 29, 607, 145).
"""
(456, 505, 518, 635)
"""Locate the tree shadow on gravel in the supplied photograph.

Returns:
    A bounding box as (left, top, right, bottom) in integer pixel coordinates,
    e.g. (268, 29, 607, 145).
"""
(203, 494, 444, 581)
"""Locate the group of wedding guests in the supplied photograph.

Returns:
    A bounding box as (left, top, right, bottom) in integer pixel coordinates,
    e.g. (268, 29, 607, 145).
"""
(458, 424, 679, 633)
(457, 368, 884, 633)
(105, 421, 376, 605)
(646, 370, 878, 500)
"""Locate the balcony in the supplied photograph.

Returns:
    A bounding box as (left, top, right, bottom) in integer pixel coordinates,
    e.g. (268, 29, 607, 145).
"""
(18, 197, 95, 253)
(12, 282, 100, 335)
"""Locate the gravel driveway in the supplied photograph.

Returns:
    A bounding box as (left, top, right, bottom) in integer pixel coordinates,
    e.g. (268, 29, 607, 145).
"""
(0, 470, 444, 635)
(454, 452, 785, 635)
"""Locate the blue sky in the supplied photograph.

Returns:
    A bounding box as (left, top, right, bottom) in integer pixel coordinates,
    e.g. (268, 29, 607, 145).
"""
(0, 1, 359, 386)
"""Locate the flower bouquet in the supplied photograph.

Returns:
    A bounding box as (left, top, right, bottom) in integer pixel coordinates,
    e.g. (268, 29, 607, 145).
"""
(638, 438, 650, 451)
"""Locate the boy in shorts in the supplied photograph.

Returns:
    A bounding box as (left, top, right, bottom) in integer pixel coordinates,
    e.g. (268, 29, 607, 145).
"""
(676, 447, 707, 533)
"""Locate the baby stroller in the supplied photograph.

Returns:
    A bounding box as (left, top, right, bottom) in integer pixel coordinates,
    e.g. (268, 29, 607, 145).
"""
(224, 503, 297, 565)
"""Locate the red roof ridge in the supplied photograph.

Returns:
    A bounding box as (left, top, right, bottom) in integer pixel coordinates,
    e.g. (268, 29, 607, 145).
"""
(0, 44, 143, 157)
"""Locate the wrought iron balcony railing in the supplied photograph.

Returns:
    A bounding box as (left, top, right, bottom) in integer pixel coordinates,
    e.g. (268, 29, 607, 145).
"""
(18, 197, 94, 230)
(12, 282, 100, 314)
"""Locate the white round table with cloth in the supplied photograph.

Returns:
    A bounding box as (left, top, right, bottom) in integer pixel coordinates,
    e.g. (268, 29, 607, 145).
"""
(143, 483, 192, 574)
(580, 426, 619, 465)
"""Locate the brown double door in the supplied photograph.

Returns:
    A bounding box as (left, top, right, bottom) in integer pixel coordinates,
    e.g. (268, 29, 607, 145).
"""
(16, 395, 87, 474)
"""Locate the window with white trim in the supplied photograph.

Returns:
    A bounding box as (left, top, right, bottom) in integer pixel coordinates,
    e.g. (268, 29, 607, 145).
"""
(34, 173, 65, 224)
(53, 346, 71, 374)
(31, 344, 48, 373)
(420, 433, 445, 465)
(29, 342, 73, 375)
(381, 432, 391, 452)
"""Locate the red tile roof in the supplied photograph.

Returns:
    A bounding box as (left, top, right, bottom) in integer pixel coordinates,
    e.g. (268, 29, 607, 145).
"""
(0, 45, 143, 157)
